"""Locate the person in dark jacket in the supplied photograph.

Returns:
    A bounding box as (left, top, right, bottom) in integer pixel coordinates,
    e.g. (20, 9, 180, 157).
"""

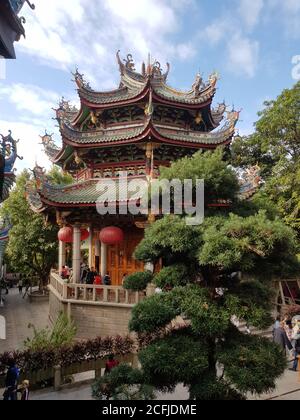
(3, 359, 19, 400)
(273, 321, 293, 354)
(290, 337, 300, 372)
(103, 273, 111, 286)
(86, 267, 97, 285)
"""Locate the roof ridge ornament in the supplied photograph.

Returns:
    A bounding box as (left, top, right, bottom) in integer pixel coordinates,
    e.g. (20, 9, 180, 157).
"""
(72, 68, 92, 90)
(192, 73, 204, 98)
(116, 50, 136, 74)
(124, 54, 136, 72)
(25, 0, 35, 9)
(0, 130, 23, 172)
(117, 50, 170, 81)
(144, 88, 154, 118)
(209, 71, 220, 87)
(52, 97, 78, 124)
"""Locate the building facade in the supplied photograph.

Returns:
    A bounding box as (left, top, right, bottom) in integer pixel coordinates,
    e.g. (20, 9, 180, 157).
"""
(27, 53, 239, 287)
(28, 53, 239, 285)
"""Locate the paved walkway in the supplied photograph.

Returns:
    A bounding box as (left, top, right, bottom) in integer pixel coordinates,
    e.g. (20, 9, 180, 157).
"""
(30, 383, 188, 401)
(0, 287, 49, 352)
(29, 374, 300, 400)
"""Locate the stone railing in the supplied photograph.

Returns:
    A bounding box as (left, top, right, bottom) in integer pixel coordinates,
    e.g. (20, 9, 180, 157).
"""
(49, 272, 145, 307)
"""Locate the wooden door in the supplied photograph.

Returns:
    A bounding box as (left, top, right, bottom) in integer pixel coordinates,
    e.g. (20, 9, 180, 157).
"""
(107, 229, 144, 285)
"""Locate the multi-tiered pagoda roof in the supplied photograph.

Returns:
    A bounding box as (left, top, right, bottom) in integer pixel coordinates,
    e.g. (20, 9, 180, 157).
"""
(27, 52, 240, 219)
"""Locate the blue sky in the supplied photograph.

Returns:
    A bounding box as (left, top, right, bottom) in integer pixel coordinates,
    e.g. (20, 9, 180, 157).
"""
(0, 0, 299, 171)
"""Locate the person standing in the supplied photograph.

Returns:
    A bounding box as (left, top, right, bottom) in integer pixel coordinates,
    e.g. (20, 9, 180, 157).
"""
(103, 273, 111, 286)
(17, 275, 23, 295)
(3, 359, 19, 401)
(86, 267, 97, 285)
(80, 263, 88, 284)
(121, 273, 127, 286)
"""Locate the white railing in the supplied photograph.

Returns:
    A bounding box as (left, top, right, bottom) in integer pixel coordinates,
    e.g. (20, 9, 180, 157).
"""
(49, 272, 145, 306)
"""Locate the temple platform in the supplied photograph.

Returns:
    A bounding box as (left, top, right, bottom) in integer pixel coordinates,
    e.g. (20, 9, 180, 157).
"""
(49, 273, 145, 339)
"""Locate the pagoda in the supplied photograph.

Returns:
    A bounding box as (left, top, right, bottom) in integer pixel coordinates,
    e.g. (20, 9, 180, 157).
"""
(0, 0, 35, 59)
(27, 52, 239, 286)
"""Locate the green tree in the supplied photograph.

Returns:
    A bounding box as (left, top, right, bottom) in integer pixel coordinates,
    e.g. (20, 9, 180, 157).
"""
(231, 82, 300, 232)
(93, 149, 299, 400)
(1, 169, 72, 289)
(47, 165, 73, 186)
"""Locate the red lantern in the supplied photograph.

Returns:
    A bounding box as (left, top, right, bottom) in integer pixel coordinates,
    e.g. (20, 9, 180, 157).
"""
(99, 227, 124, 245)
(80, 229, 89, 241)
(58, 226, 73, 243)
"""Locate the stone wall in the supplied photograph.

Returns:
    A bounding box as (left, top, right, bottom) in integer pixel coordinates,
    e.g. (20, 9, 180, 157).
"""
(70, 303, 133, 339)
(49, 290, 64, 325)
(49, 290, 133, 339)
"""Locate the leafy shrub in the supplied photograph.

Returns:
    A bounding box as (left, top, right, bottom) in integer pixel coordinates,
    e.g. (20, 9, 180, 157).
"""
(92, 364, 155, 400)
(123, 271, 153, 291)
(0, 335, 135, 376)
(24, 313, 76, 351)
(153, 264, 190, 288)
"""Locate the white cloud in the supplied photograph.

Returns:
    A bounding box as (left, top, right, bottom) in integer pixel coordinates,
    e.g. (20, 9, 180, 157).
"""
(0, 83, 59, 116)
(0, 82, 68, 171)
(19, 0, 196, 90)
(266, 0, 300, 38)
(200, 14, 261, 78)
(238, 0, 264, 30)
(202, 18, 231, 45)
(227, 34, 259, 78)
(0, 120, 52, 172)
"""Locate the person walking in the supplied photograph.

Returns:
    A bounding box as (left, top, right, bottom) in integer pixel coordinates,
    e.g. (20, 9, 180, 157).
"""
(290, 319, 300, 372)
(17, 276, 23, 295)
(104, 355, 119, 374)
(3, 359, 19, 401)
(22, 276, 31, 299)
(273, 321, 293, 354)
(17, 380, 30, 400)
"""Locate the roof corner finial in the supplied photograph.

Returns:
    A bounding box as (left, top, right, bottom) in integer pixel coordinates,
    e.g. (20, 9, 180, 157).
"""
(163, 62, 170, 81)
(25, 1, 35, 10)
(116, 50, 124, 75)
(141, 62, 146, 77)
(147, 52, 152, 76)
(144, 88, 154, 118)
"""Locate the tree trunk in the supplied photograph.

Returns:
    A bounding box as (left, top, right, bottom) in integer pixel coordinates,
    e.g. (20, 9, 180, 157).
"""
(207, 338, 217, 377)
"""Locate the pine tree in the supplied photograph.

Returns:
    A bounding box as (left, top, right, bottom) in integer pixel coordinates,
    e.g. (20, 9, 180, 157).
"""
(93, 149, 299, 400)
